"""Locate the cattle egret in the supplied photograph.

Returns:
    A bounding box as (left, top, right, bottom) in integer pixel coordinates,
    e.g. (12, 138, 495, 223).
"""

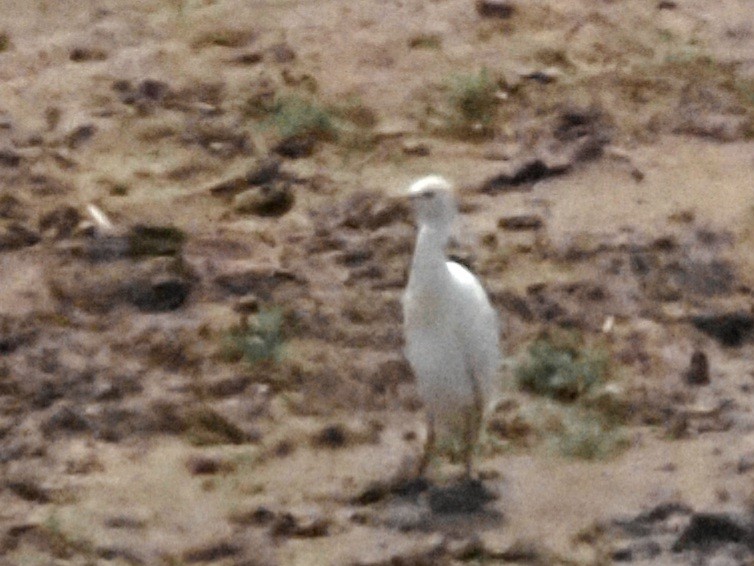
(403, 175, 501, 477)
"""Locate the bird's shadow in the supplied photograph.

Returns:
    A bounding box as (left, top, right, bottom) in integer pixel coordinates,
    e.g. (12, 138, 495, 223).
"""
(353, 475, 505, 532)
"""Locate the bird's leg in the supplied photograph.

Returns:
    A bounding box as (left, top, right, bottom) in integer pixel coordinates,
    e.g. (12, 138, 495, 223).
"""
(418, 415, 435, 478)
(462, 402, 483, 479)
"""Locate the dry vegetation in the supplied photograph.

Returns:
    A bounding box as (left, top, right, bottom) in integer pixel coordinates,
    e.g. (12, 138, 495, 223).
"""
(1, 0, 754, 564)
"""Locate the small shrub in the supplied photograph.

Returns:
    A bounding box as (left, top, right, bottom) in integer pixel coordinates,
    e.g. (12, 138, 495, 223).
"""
(271, 96, 337, 141)
(221, 308, 285, 365)
(554, 412, 629, 460)
(515, 338, 608, 401)
(447, 68, 498, 134)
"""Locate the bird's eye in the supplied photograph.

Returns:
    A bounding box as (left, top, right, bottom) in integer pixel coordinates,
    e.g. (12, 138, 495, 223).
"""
(421, 190, 435, 199)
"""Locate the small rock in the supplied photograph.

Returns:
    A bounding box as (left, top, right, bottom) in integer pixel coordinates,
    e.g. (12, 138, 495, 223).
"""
(0, 194, 25, 220)
(476, 0, 515, 18)
(65, 124, 96, 149)
(401, 140, 431, 156)
(69, 46, 107, 62)
(428, 478, 497, 514)
(271, 508, 330, 538)
(736, 452, 754, 474)
(274, 134, 315, 158)
(268, 42, 296, 63)
(186, 455, 226, 475)
(230, 50, 263, 65)
(612, 539, 662, 562)
(129, 275, 190, 312)
(138, 79, 170, 102)
(6, 476, 50, 503)
(183, 540, 241, 563)
(481, 158, 569, 192)
(233, 181, 295, 216)
(658, 0, 677, 8)
(447, 535, 483, 560)
(691, 311, 754, 347)
(128, 224, 186, 257)
(676, 113, 749, 143)
(214, 263, 300, 296)
(684, 350, 710, 386)
(672, 513, 754, 551)
(0, 315, 37, 354)
(519, 67, 561, 84)
(311, 423, 348, 449)
(497, 214, 543, 231)
(207, 174, 248, 198)
(206, 374, 252, 398)
(41, 404, 91, 437)
(39, 206, 81, 239)
(0, 148, 21, 167)
(0, 222, 39, 251)
(246, 156, 282, 185)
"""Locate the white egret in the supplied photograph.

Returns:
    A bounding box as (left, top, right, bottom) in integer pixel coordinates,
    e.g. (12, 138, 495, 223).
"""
(402, 175, 501, 477)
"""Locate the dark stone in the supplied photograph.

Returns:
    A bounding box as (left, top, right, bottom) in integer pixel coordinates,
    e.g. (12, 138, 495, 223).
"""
(234, 181, 295, 217)
(183, 541, 241, 563)
(31, 380, 62, 409)
(475, 0, 515, 18)
(138, 79, 170, 101)
(672, 513, 754, 551)
(268, 42, 296, 63)
(274, 134, 315, 159)
(312, 423, 348, 448)
(246, 156, 282, 185)
(612, 539, 662, 562)
(128, 224, 186, 257)
(691, 312, 754, 347)
(0, 222, 40, 251)
(41, 404, 91, 437)
(6, 477, 50, 503)
(0, 316, 37, 355)
(684, 350, 710, 386)
(427, 478, 497, 514)
(481, 158, 569, 192)
(39, 206, 81, 239)
(497, 214, 544, 231)
(0, 149, 21, 167)
(206, 374, 251, 398)
(65, 124, 96, 149)
(129, 276, 190, 312)
(69, 47, 107, 62)
(186, 455, 222, 475)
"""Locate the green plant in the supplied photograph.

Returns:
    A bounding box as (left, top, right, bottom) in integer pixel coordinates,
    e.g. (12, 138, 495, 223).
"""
(554, 411, 629, 460)
(221, 308, 285, 365)
(515, 338, 608, 401)
(271, 96, 337, 141)
(448, 68, 498, 130)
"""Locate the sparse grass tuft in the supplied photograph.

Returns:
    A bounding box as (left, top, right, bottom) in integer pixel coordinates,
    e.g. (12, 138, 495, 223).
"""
(0, 31, 11, 52)
(554, 411, 629, 460)
(447, 68, 498, 135)
(271, 95, 337, 141)
(515, 336, 608, 401)
(220, 307, 285, 365)
(408, 33, 442, 50)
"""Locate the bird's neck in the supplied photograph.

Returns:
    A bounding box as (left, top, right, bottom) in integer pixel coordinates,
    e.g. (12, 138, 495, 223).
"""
(410, 225, 449, 282)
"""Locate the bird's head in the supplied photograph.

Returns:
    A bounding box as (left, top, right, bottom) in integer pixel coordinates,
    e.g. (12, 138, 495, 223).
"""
(407, 175, 457, 230)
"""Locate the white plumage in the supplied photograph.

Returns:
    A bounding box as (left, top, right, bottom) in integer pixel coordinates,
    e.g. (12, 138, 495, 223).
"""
(403, 175, 501, 477)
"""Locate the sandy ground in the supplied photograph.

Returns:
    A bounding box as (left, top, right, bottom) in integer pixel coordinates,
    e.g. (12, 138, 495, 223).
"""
(1, 0, 754, 564)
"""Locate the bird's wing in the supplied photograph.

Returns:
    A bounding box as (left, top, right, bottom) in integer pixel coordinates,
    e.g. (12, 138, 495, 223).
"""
(446, 261, 503, 415)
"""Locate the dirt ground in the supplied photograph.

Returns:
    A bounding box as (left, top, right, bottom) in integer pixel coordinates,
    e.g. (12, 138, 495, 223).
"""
(2, 0, 754, 564)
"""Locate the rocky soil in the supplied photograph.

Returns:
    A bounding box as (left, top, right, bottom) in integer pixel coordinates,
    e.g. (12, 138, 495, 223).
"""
(2, 0, 754, 564)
